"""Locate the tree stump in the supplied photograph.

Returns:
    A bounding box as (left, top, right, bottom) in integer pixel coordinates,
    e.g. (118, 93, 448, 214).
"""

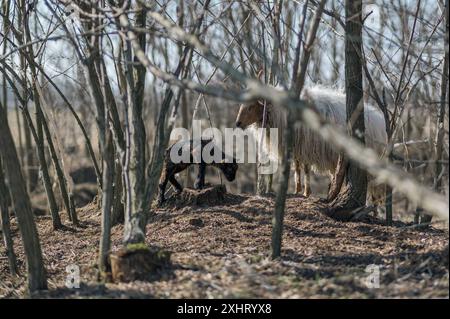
(110, 244, 171, 283)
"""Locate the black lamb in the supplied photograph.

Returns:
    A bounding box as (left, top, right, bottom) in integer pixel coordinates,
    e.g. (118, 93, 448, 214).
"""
(157, 139, 238, 205)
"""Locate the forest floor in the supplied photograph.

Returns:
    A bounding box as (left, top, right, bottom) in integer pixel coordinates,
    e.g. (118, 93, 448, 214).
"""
(0, 186, 448, 299)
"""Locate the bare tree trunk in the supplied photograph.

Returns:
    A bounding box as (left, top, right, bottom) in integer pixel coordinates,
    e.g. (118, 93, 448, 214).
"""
(122, 2, 148, 244)
(22, 115, 37, 192)
(330, 0, 339, 84)
(1, 0, 9, 111)
(111, 161, 124, 226)
(257, 0, 282, 196)
(385, 167, 393, 225)
(271, 108, 294, 258)
(178, 0, 192, 188)
(0, 157, 18, 276)
(118, 0, 210, 245)
(97, 52, 116, 274)
(434, 0, 449, 191)
(0, 100, 47, 293)
(98, 132, 114, 273)
(118, 5, 147, 245)
(384, 126, 394, 226)
(329, 0, 368, 220)
(14, 103, 25, 168)
(15, 0, 38, 194)
(180, 91, 191, 186)
(30, 109, 63, 229)
(422, 0, 449, 225)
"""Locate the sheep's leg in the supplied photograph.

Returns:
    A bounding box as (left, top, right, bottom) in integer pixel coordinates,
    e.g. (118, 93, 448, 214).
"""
(169, 176, 183, 194)
(303, 164, 311, 197)
(294, 160, 302, 195)
(194, 162, 206, 189)
(368, 182, 385, 218)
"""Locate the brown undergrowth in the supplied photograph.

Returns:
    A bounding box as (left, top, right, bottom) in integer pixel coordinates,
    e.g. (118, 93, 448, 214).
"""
(0, 187, 448, 298)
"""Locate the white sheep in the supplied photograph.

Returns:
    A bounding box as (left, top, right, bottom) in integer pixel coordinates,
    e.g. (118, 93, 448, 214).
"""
(235, 86, 388, 203)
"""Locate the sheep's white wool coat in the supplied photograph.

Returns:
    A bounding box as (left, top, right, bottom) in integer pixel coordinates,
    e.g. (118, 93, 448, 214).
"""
(251, 86, 388, 201)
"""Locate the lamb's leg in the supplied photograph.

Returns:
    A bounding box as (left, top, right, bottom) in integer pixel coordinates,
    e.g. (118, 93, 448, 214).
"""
(294, 160, 302, 195)
(303, 164, 311, 197)
(158, 171, 170, 206)
(194, 162, 206, 189)
(169, 176, 183, 194)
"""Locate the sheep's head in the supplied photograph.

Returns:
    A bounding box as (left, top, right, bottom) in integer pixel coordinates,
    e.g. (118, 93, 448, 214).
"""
(235, 100, 264, 129)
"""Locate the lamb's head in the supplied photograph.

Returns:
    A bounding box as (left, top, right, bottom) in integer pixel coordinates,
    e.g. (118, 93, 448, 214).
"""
(235, 100, 265, 129)
(218, 157, 238, 182)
